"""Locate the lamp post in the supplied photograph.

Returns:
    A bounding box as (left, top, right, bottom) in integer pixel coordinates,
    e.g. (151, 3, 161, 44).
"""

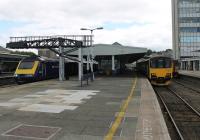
(80, 27, 103, 80)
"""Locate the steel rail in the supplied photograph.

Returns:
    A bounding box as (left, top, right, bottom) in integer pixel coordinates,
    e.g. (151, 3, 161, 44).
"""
(167, 87, 200, 117)
(173, 80, 200, 94)
(154, 88, 184, 140)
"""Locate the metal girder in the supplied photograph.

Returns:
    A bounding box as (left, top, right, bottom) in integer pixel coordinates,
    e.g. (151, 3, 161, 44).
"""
(6, 38, 82, 49)
(48, 48, 80, 63)
(6, 35, 92, 82)
(63, 48, 79, 55)
(6, 35, 92, 49)
(48, 48, 60, 55)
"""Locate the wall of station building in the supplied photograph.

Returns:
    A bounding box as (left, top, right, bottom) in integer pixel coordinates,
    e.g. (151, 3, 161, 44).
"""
(172, 0, 200, 71)
(180, 59, 200, 71)
(177, 0, 200, 58)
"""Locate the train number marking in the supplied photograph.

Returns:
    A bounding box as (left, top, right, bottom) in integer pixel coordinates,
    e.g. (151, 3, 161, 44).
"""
(142, 119, 153, 140)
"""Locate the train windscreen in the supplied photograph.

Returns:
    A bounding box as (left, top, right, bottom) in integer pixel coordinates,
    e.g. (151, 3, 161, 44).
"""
(18, 61, 34, 69)
(150, 58, 171, 68)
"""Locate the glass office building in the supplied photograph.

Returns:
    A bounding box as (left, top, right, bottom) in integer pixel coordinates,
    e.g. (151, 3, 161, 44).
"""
(172, 0, 200, 70)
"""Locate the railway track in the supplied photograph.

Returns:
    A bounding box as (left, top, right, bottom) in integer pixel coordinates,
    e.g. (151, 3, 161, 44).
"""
(154, 87, 200, 140)
(0, 76, 16, 87)
(173, 79, 200, 94)
(173, 80, 200, 93)
(171, 78, 200, 113)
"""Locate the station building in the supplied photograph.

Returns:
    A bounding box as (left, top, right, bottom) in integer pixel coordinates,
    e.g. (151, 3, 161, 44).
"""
(71, 42, 147, 74)
(38, 42, 147, 75)
(38, 42, 147, 73)
(172, 0, 200, 71)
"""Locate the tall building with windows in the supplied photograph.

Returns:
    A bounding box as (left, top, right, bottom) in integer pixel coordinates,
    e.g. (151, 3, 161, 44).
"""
(172, 0, 200, 70)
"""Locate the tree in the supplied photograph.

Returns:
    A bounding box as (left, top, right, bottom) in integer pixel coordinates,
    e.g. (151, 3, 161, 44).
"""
(146, 49, 153, 55)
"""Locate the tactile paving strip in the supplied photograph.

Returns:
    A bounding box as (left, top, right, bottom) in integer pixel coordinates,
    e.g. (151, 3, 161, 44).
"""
(2, 124, 61, 139)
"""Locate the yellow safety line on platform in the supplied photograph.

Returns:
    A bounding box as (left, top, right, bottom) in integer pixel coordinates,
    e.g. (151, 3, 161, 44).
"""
(104, 76, 137, 140)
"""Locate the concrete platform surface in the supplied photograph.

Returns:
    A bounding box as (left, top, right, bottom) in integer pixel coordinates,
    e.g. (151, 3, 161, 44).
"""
(0, 76, 170, 140)
(179, 70, 200, 78)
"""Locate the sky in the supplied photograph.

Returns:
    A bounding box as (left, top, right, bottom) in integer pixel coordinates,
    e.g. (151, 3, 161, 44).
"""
(0, 0, 172, 51)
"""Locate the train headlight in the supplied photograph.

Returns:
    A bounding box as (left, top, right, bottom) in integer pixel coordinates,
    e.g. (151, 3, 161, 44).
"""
(151, 73, 157, 80)
(14, 74, 18, 77)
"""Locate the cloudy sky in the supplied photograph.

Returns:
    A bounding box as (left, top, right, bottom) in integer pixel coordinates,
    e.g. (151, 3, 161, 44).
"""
(0, 0, 172, 51)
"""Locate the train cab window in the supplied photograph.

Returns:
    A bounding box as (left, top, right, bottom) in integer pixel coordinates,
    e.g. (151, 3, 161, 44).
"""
(157, 59, 164, 68)
(18, 61, 34, 69)
(165, 59, 171, 68)
(150, 58, 171, 68)
(150, 60, 156, 68)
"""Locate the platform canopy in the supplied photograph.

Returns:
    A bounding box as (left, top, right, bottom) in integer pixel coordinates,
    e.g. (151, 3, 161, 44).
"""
(0, 46, 26, 60)
(68, 42, 147, 63)
(68, 42, 147, 56)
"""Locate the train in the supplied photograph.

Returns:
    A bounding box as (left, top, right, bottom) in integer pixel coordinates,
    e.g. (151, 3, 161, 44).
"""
(14, 56, 79, 84)
(136, 56, 174, 86)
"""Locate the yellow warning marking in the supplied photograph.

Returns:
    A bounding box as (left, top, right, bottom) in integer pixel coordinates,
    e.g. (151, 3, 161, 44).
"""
(104, 77, 137, 140)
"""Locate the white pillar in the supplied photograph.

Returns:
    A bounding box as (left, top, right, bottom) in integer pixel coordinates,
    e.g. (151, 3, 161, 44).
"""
(188, 61, 191, 70)
(78, 48, 83, 81)
(59, 46, 65, 81)
(89, 34, 94, 80)
(193, 60, 196, 71)
(112, 55, 115, 71)
(84, 36, 89, 73)
(87, 50, 89, 72)
(180, 61, 183, 70)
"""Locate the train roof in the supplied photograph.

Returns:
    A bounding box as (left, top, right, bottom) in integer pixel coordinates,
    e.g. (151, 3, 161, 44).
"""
(149, 55, 172, 59)
(137, 55, 172, 63)
(22, 56, 57, 62)
(21, 55, 98, 64)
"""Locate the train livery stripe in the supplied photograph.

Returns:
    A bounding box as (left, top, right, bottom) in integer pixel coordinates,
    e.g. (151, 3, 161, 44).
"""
(15, 61, 39, 75)
(150, 68, 173, 78)
(104, 77, 137, 140)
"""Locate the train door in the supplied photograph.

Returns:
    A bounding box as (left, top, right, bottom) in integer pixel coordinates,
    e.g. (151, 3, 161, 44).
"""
(38, 62, 46, 79)
(42, 63, 46, 78)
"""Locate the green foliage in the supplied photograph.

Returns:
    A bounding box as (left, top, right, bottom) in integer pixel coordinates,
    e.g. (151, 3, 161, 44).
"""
(146, 49, 156, 55)
(11, 51, 36, 56)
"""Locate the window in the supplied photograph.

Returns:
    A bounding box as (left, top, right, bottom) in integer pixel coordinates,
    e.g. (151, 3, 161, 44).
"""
(150, 58, 171, 68)
(180, 27, 200, 32)
(179, 17, 200, 23)
(180, 36, 200, 42)
(18, 61, 34, 69)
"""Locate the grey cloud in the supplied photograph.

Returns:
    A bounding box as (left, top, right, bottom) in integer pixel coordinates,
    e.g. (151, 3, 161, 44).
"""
(0, 0, 172, 50)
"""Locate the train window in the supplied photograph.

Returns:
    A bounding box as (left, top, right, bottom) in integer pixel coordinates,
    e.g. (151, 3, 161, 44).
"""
(157, 59, 164, 68)
(165, 59, 171, 68)
(150, 58, 171, 68)
(18, 61, 34, 69)
(150, 60, 156, 68)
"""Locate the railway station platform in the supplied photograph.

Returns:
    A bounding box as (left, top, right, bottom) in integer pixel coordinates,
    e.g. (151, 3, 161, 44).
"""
(0, 76, 170, 140)
(179, 70, 200, 79)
